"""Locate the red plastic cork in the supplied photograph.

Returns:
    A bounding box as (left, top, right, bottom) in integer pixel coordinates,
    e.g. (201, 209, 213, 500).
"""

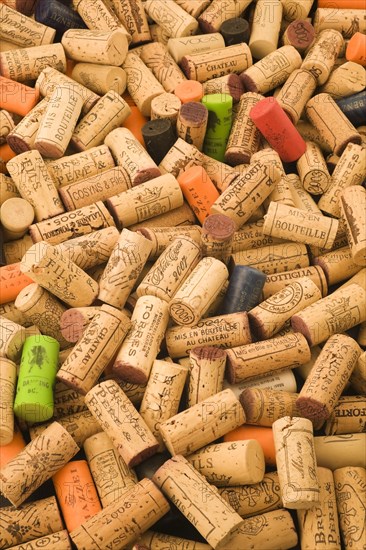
(249, 97, 306, 162)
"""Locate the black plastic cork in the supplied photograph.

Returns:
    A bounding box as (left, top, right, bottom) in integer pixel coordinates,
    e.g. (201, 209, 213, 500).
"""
(220, 18, 250, 46)
(141, 119, 177, 165)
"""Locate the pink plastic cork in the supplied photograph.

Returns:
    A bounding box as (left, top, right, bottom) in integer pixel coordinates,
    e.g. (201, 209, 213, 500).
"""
(249, 97, 306, 163)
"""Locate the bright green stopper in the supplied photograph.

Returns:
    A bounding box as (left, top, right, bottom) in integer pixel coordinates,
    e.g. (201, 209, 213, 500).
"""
(201, 93, 233, 162)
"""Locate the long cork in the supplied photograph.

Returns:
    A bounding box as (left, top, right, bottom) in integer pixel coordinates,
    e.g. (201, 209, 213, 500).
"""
(123, 51, 165, 117)
(57, 305, 131, 395)
(139, 359, 188, 452)
(340, 185, 366, 266)
(248, 277, 322, 340)
(140, 42, 186, 93)
(249, 0, 283, 59)
(225, 92, 262, 166)
(313, 246, 361, 286)
(69, 478, 169, 550)
(158, 137, 203, 177)
(219, 471, 283, 518)
(153, 455, 244, 549)
(0, 43, 66, 83)
(84, 431, 138, 507)
(167, 32, 224, 63)
(262, 265, 328, 299)
(71, 63, 126, 95)
(226, 332, 311, 385)
(320, 61, 366, 98)
(0, 496, 64, 549)
(325, 395, 366, 435)
(240, 387, 300, 427)
(20, 242, 99, 307)
(297, 141, 331, 195)
(98, 229, 152, 309)
(302, 29, 344, 85)
(8, 531, 72, 550)
(85, 379, 159, 467)
(15, 283, 69, 348)
(113, 295, 169, 384)
(61, 28, 128, 65)
(145, 0, 198, 37)
(272, 416, 320, 509)
(137, 532, 211, 550)
(6, 150, 65, 222)
(159, 388, 245, 456)
(108, 0, 150, 45)
(6, 98, 49, 155)
(72, 0, 122, 31)
(187, 346, 226, 407)
(165, 311, 251, 358)
(137, 225, 201, 260)
(313, 7, 366, 36)
(334, 466, 366, 550)
(0, 421, 79, 507)
(136, 235, 201, 302)
(53, 381, 87, 419)
(0, 4, 56, 47)
(291, 283, 366, 346)
(296, 334, 361, 423)
(0, 357, 16, 445)
(176, 101, 208, 151)
(276, 68, 317, 124)
(314, 434, 366, 470)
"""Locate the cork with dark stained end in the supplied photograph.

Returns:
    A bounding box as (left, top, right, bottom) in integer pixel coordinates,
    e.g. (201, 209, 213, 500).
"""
(177, 101, 208, 151)
(203, 74, 244, 102)
(283, 19, 315, 52)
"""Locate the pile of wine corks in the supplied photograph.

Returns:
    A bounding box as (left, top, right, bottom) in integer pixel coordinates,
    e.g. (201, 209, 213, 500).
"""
(0, 0, 365, 548)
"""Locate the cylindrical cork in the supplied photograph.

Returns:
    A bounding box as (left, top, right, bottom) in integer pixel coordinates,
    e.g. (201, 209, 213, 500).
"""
(136, 235, 201, 302)
(0, 421, 79, 507)
(0, 317, 26, 361)
(153, 454, 244, 549)
(225, 92, 262, 165)
(167, 32, 224, 63)
(325, 395, 366, 435)
(263, 202, 339, 249)
(176, 102, 208, 151)
(276, 69, 317, 125)
(211, 161, 281, 229)
(314, 434, 366, 470)
(296, 334, 361, 423)
(98, 229, 152, 308)
(177, 165, 219, 223)
(240, 388, 300, 428)
(71, 63, 126, 96)
(69, 478, 169, 550)
(6, 150, 65, 222)
(226, 332, 311, 385)
(201, 214, 236, 264)
(158, 137, 203, 176)
(138, 531, 211, 550)
(221, 265, 267, 314)
(141, 118, 177, 165)
(169, 257, 228, 326)
(0, 110, 14, 145)
(231, 240, 310, 274)
(53, 381, 87, 419)
(104, 126, 160, 186)
(53, 460, 101, 532)
(72, 92, 131, 152)
(220, 16, 250, 46)
(181, 43, 252, 83)
(318, 143, 366, 218)
(297, 466, 341, 550)
(29, 201, 115, 245)
(29, 409, 101, 448)
(313, 246, 362, 287)
(61, 28, 128, 66)
(291, 283, 366, 346)
(57, 306, 131, 395)
(198, 0, 251, 32)
(272, 416, 320, 509)
(302, 29, 344, 85)
(313, 7, 366, 36)
(187, 440, 265, 486)
(159, 388, 245, 456)
(340, 186, 366, 266)
(334, 466, 366, 550)
(262, 265, 328, 300)
(0, 357, 16, 445)
(113, 295, 169, 384)
(139, 359, 188, 452)
(285, 175, 322, 215)
(187, 346, 226, 407)
(85, 379, 159, 467)
(0, 43, 66, 83)
(201, 93, 233, 163)
(249, 277, 322, 340)
(55, 227, 119, 271)
(148, 23, 170, 45)
(230, 219, 282, 253)
(150, 92, 181, 123)
(320, 61, 366, 98)
(20, 242, 99, 307)
(219, 471, 282, 517)
(123, 51, 165, 117)
(35, 66, 100, 115)
(84, 431, 137, 507)
(240, 45, 302, 94)
(263, 176, 296, 210)
(0, 3, 56, 47)
(0, 496, 64, 549)
(34, 83, 83, 158)
(8, 531, 71, 550)
(203, 74, 244, 103)
(297, 141, 331, 195)
(140, 42, 186, 94)
(137, 225, 201, 260)
(6, 97, 49, 155)
(15, 284, 68, 348)
(249, 0, 283, 59)
(108, 0, 150, 45)
(0, 197, 34, 241)
(282, 19, 315, 52)
(128, 201, 196, 230)
(72, 0, 122, 30)
(165, 311, 251, 358)
(305, 93, 362, 157)
(46, 145, 115, 189)
(106, 173, 183, 229)
(145, 0, 198, 37)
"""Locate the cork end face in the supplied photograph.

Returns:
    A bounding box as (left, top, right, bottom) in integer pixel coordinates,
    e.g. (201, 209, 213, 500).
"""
(225, 350, 238, 384)
(60, 310, 87, 343)
(226, 74, 244, 102)
(132, 167, 161, 186)
(190, 346, 227, 361)
(128, 443, 160, 468)
(224, 149, 251, 166)
(180, 56, 193, 79)
(296, 396, 329, 423)
(247, 311, 270, 341)
(290, 316, 313, 347)
(56, 373, 87, 396)
(112, 362, 149, 385)
(334, 135, 362, 157)
(240, 72, 258, 93)
(239, 388, 256, 420)
(198, 17, 217, 35)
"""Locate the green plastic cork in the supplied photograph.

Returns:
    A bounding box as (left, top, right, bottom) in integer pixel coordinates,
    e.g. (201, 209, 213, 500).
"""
(201, 93, 233, 162)
(13, 335, 59, 423)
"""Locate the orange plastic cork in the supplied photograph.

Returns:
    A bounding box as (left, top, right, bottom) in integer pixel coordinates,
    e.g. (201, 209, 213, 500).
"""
(174, 80, 204, 104)
(53, 459, 102, 532)
(0, 76, 39, 117)
(0, 425, 26, 469)
(0, 263, 33, 305)
(317, 0, 365, 7)
(0, 143, 16, 163)
(177, 165, 220, 224)
(346, 32, 366, 67)
(122, 105, 148, 146)
(224, 424, 276, 466)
